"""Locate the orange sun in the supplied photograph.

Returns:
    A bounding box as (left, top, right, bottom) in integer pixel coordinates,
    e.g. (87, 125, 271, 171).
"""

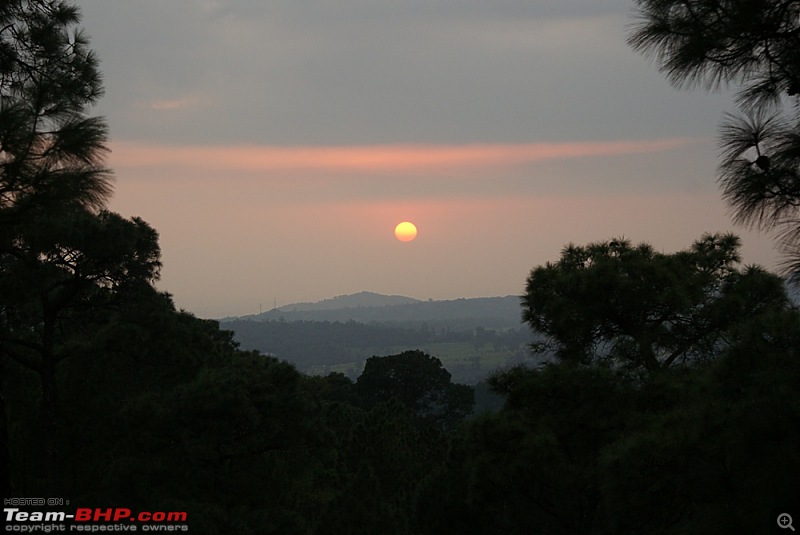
(394, 221, 417, 242)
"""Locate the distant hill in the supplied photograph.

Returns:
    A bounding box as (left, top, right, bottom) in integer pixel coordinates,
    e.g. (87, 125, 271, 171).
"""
(219, 292, 532, 383)
(273, 291, 422, 311)
(222, 292, 523, 330)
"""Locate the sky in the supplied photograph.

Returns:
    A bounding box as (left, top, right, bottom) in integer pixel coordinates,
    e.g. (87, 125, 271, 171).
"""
(75, 0, 780, 318)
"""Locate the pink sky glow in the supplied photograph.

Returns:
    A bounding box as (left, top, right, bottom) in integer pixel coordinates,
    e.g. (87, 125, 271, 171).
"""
(108, 169, 778, 318)
(109, 137, 699, 175)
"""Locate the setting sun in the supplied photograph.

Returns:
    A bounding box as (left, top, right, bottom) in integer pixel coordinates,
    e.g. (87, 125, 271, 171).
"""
(394, 221, 417, 242)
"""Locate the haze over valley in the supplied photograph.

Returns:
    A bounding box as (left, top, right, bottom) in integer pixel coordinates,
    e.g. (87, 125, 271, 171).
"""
(223, 292, 539, 383)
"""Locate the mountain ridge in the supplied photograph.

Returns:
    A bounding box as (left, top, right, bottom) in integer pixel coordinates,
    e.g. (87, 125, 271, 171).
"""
(274, 291, 423, 312)
(221, 292, 523, 330)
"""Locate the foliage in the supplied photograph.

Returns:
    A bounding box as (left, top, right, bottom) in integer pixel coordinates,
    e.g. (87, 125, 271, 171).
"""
(599, 305, 800, 533)
(522, 233, 788, 372)
(0, 0, 110, 219)
(419, 301, 800, 533)
(315, 399, 448, 535)
(104, 353, 323, 534)
(629, 0, 800, 279)
(356, 350, 475, 430)
(0, 0, 160, 494)
(1, 209, 161, 362)
(480, 365, 636, 534)
(0, 208, 161, 491)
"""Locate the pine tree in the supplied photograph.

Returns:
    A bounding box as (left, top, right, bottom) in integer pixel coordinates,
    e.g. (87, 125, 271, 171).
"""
(0, 1, 160, 494)
(1, 0, 111, 222)
(629, 0, 800, 279)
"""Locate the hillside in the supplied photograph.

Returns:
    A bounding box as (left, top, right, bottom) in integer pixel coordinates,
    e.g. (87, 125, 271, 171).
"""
(225, 319, 537, 383)
(220, 292, 537, 383)
(273, 291, 422, 311)
(223, 292, 523, 330)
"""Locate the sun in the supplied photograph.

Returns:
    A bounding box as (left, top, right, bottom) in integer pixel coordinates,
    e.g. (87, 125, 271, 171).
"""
(394, 221, 417, 242)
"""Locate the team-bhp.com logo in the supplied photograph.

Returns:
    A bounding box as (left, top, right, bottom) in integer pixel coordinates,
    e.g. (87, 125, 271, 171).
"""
(4, 505, 189, 532)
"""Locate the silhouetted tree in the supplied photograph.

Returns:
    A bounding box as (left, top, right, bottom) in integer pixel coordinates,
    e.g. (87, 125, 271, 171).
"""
(101, 352, 324, 534)
(1, 209, 161, 492)
(356, 350, 474, 430)
(420, 300, 800, 534)
(0, 0, 110, 221)
(599, 303, 800, 533)
(0, 0, 157, 493)
(629, 0, 800, 279)
(316, 398, 448, 535)
(522, 234, 788, 373)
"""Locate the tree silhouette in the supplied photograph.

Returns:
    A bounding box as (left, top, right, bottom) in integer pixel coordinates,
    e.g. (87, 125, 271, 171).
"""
(356, 350, 474, 429)
(1, 209, 161, 493)
(0, 0, 156, 494)
(0, 0, 111, 220)
(521, 234, 788, 373)
(628, 0, 800, 279)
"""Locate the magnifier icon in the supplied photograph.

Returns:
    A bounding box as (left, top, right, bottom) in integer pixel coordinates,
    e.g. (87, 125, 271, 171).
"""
(778, 513, 795, 531)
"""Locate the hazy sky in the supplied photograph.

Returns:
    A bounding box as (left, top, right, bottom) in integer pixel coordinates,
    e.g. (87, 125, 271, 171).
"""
(77, 0, 779, 318)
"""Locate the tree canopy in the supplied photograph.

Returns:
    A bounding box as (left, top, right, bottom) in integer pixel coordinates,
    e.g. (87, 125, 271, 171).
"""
(356, 350, 474, 429)
(0, 0, 157, 493)
(522, 233, 788, 372)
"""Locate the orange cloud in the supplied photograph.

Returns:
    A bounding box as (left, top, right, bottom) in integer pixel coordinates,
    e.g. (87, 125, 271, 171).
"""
(109, 138, 700, 174)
